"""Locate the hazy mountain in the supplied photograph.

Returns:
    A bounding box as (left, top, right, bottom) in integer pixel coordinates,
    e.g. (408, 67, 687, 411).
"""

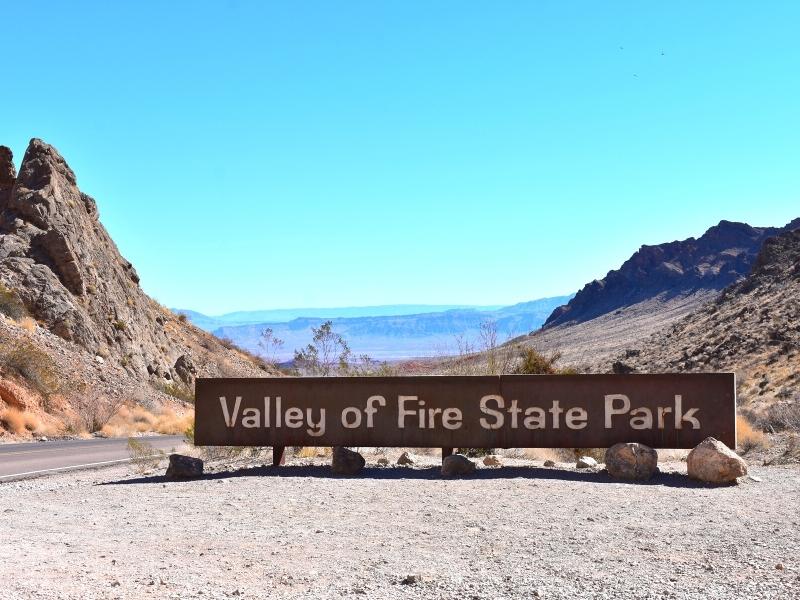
(190, 296, 572, 361)
(174, 303, 504, 330)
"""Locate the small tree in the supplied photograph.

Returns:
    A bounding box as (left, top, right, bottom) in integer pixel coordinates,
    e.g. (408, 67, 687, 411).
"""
(258, 327, 285, 366)
(293, 321, 352, 376)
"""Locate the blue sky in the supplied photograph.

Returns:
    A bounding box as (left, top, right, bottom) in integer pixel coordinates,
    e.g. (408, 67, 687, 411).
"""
(2, 2, 798, 314)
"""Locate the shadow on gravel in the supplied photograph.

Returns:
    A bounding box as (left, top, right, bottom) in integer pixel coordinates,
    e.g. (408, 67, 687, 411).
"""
(100, 465, 722, 489)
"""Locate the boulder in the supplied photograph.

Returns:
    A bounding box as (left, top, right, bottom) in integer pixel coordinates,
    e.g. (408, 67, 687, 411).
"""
(396, 451, 415, 466)
(165, 454, 203, 479)
(331, 446, 365, 475)
(687, 437, 747, 484)
(441, 454, 476, 477)
(543, 459, 556, 467)
(576, 456, 598, 469)
(605, 442, 658, 481)
(482, 455, 502, 467)
(376, 457, 389, 466)
(174, 354, 197, 386)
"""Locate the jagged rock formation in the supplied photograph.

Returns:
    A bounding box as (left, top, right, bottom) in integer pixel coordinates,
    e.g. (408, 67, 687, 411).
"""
(610, 227, 800, 410)
(0, 139, 270, 389)
(545, 219, 800, 328)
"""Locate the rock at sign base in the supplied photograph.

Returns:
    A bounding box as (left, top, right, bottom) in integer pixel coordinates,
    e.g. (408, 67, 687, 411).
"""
(605, 442, 658, 481)
(397, 451, 415, 466)
(576, 456, 598, 469)
(331, 447, 365, 476)
(687, 437, 747, 484)
(165, 454, 203, 479)
(482, 455, 502, 467)
(441, 454, 476, 477)
(543, 459, 556, 467)
(377, 457, 389, 466)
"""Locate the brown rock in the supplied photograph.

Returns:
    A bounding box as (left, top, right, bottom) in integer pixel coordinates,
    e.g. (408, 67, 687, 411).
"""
(687, 437, 747, 484)
(396, 451, 415, 466)
(441, 454, 476, 477)
(165, 454, 203, 479)
(331, 446, 365, 476)
(482, 455, 502, 467)
(605, 442, 658, 481)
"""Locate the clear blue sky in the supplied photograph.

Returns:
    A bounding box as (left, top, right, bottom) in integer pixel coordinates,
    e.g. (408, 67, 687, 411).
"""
(2, 2, 798, 315)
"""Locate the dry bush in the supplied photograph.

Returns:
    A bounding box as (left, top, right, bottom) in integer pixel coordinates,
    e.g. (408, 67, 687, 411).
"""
(16, 317, 37, 333)
(514, 347, 563, 375)
(736, 414, 768, 454)
(0, 341, 62, 400)
(154, 381, 195, 404)
(518, 448, 564, 463)
(763, 402, 800, 432)
(0, 283, 27, 320)
(126, 437, 166, 474)
(0, 407, 42, 434)
(72, 391, 125, 433)
(101, 406, 193, 437)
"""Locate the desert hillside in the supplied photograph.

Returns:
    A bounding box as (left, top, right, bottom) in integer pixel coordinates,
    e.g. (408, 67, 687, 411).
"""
(609, 228, 800, 422)
(0, 139, 273, 439)
(512, 218, 800, 370)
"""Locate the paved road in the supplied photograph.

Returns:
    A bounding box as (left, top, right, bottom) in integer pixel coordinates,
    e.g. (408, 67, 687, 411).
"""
(0, 435, 186, 481)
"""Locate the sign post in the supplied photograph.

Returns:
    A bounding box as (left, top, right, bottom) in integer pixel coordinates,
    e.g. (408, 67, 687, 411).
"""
(194, 374, 736, 457)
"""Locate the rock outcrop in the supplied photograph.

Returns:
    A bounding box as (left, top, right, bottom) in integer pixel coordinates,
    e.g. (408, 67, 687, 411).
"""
(545, 219, 800, 328)
(608, 227, 800, 410)
(0, 139, 272, 393)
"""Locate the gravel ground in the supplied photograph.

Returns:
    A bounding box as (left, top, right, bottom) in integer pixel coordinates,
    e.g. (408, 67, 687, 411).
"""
(1, 453, 798, 600)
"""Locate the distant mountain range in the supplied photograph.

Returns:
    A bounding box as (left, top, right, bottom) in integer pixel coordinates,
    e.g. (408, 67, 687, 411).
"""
(176, 297, 572, 361)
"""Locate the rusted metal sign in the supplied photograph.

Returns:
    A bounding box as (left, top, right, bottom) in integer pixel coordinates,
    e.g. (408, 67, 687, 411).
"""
(194, 374, 736, 450)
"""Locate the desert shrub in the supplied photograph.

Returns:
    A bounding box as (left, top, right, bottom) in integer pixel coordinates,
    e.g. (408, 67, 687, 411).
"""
(17, 317, 37, 333)
(177, 313, 188, 322)
(101, 406, 193, 437)
(0, 407, 42, 434)
(736, 414, 768, 454)
(155, 381, 195, 404)
(0, 341, 62, 400)
(126, 437, 166, 474)
(112, 320, 127, 331)
(0, 283, 27, 320)
(72, 390, 126, 433)
(762, 402, 800, 432)
(461, 447, 496, 458)
(514, 347, 562, 375)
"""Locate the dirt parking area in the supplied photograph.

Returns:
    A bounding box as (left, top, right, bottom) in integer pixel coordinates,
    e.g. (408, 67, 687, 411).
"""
(1, 453, 798, 600)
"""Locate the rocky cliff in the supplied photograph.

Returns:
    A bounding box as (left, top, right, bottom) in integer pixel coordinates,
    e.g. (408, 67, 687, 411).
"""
(544, 219, 800, 328)
(0, 139, 270, 394)
(610, 226, 800, 413)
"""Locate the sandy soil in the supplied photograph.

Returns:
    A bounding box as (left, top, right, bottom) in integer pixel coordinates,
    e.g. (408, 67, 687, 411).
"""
(1, 451, 798, 600)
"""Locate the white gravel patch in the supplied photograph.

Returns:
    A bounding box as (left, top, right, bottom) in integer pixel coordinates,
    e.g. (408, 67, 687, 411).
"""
(1, 456, 798, 599)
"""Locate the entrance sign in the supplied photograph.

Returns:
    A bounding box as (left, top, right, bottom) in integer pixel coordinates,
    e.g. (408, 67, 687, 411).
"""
(194, 374, 736, 450)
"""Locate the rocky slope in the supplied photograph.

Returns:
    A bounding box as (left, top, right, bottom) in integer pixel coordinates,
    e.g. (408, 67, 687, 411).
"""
(545, 219, 800, 328)
(608, 228, 800, 416)
(0, 139, 272, 438)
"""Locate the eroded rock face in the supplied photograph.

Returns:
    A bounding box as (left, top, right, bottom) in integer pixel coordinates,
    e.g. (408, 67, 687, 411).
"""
(605, 443, 658, 481)
(441, 454, 476, 477)
(687, 437, 747, 484)
(0, 139, 238, 385)
(331, 446, 365, 475)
